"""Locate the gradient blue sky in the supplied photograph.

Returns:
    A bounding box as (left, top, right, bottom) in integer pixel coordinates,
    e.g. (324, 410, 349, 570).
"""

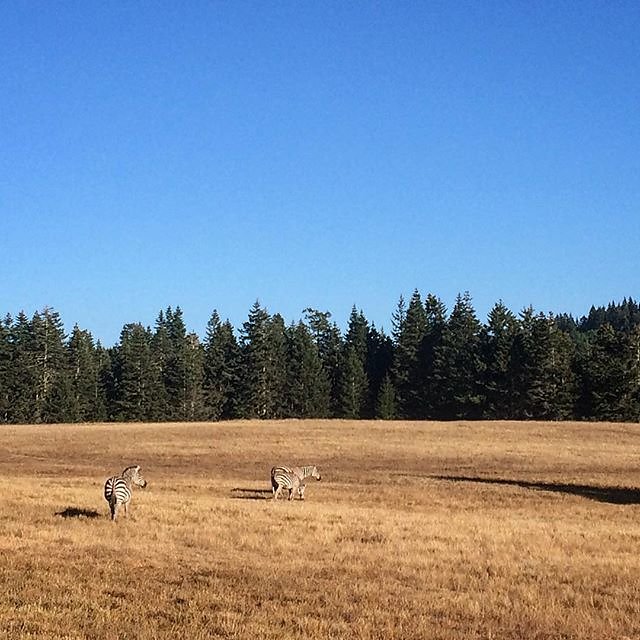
(2, 2, 638, 346)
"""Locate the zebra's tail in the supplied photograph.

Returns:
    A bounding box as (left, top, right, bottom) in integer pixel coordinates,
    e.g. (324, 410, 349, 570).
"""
(109, 490, 119, 521)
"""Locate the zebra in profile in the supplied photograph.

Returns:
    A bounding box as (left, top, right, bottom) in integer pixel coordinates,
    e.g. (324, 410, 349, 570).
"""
(103, 465, 148, 521)
(270, 465, 321, 500)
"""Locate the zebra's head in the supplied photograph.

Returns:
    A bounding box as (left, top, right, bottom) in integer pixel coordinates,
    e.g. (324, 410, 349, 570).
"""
(310, 466, 321, 481)
(122, 465, 148, 489)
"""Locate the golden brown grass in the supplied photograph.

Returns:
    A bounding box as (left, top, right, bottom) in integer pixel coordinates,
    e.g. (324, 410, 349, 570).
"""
(0, 419, 639, 639)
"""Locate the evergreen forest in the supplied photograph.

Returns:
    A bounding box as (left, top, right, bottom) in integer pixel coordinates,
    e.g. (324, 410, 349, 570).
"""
(1, 292, 639, 424)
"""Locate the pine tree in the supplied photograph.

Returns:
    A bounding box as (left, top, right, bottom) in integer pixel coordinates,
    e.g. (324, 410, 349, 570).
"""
(375, 373, 396, 419)
(265, 314, 288, 418)
(365, 324, 393, 418)
(433, 293, 484, 419)
(392, 291, 426, 418)
(337, 307, 369, 418)
(7, 312, 37, 423)
(112, 323, 160, 421)
(240, 301, 270, 419)
(511, 309, 575, 420)
(421, 294, 448, 418)
(578, 323, 629, 421)
(481, 301, 519, 419)
(31, 308, 70, 423)
(203, 311, 243, 420)
(183, 332, 206, 420)
(150, 309, 171, 419)
(624, 326, 640, 421)
(303, 308, 343, 417)
(284, 321, 328, 417)
(96, 343, 114, 421)
(0, 314, 12, 423)
(163, 307, 190, 420)
(240, 302, 287, 419)
(67, 325, 103, 422)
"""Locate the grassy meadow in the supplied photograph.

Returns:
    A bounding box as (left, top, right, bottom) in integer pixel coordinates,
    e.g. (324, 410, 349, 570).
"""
(0, 419, 639, 639)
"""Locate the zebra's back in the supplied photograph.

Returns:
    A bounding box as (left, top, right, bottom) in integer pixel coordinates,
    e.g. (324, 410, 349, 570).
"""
(271, 464, 321, 499)
(271, 469, 301, 501)
(104, 476, 132, 520)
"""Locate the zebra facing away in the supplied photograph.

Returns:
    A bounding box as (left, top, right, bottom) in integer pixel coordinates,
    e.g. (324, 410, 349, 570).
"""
(103, 465, 148, 521)
(270, 465, 322, 500)
(271, 469, 303, 501)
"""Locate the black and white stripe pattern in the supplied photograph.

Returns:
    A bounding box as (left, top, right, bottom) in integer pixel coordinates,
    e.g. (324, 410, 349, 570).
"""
(104, 465, 148, 521)
(270, 465, 322, 500)
(271, 468, 302, 501)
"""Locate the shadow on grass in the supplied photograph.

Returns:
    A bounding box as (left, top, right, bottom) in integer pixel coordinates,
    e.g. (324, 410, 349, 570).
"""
(55, 506, 101, 519)
(429, 475, 640, 505)
(230, 487, 272, 501)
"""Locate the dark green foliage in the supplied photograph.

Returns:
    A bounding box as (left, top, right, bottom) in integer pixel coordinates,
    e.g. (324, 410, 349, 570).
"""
(392, 291, 427, 419)
(239, 302, 288, 419)
(421, 294, 448, 419)
(1, 296, 639, 424)
(577, 323, 633, 421)
(284, 321, 329, 418)
(303, 308, 343, 417)
(481, 301, 519, 419)
(375, 373, 396, 420)
(203, 311, 243, 420)
(153, 307, 205, 421)
(337, 308, 370, 418)
(0, 315, 12, 423)
(111, 323, 160, 422)
(365, 325, 394, 419)
(31, 308, 70, 423)
(67, 325, 105, 422)
(510, 309, 576, 420)
(433, 293, 484, 419)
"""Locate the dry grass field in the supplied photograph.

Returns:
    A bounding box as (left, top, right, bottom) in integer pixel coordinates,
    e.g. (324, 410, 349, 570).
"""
(0, 419, 639, 639)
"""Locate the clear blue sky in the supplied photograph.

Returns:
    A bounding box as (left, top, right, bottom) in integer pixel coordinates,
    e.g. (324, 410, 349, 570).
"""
(2, 2, 638, 346)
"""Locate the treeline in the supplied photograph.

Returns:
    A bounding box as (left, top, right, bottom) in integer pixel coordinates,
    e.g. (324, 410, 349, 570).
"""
(1, 292, 639, 424)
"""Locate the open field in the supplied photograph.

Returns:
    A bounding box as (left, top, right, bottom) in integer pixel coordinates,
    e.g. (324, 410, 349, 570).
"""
(0, 419, 639, 639)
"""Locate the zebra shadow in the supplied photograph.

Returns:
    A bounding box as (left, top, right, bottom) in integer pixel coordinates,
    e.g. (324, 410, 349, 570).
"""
(429, 475, 640, 505)
(230, 487, 272, 501)
(55, 507, 101, 519)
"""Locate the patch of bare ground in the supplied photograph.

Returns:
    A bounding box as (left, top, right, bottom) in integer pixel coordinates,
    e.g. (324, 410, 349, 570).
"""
(0, 420, 639, 639)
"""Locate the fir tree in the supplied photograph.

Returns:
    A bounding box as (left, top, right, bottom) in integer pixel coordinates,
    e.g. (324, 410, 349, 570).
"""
(511, 309, 575, 420)
(0, 314, 12, 423)
(392, 291, 426, 418)
(481, 301, 519, 419)
(433, 293, 484, 419)
(31, 308, 70, 423)
(240, 302, 287, 419)
(421, 294, 448, 418)
(67, 325, 103, 422)
(365, 324, 393, 418)
(337, 307, 369, 418)
(303, 308, 343, 417)
(375, 373, 396, 420)
(112, 323, 160, 421)
(284, 321, 328, 417)
(203, 311, 243, 420)
(578, 323, 629, 421)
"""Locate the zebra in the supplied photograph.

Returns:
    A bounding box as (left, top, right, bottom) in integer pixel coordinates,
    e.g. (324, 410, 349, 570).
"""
(271, 468, 303, 501)
(270, 465, 321, 500)
(103, 465, 148, 521)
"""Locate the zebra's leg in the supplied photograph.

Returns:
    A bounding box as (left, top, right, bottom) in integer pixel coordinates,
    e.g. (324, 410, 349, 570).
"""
(287, 488, 294, 501)
(273, 485, 281, 501)
(110, 502, 118, 521)
(298, 483, 305, 500)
